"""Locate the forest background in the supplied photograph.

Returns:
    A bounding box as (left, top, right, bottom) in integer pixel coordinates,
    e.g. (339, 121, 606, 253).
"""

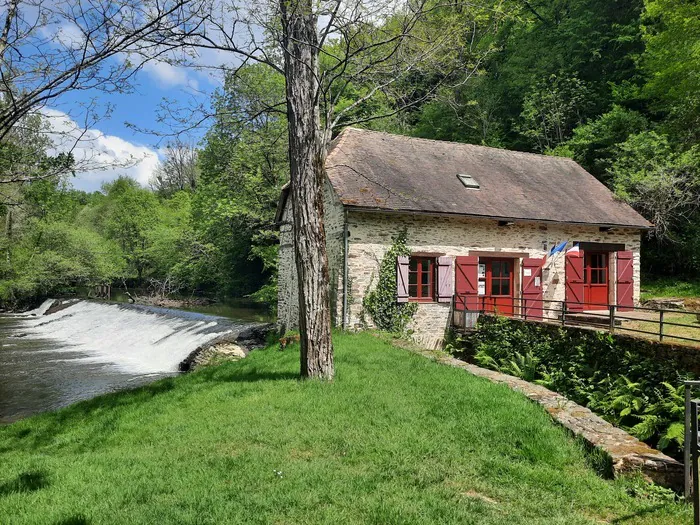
(2, 0, 697, 309)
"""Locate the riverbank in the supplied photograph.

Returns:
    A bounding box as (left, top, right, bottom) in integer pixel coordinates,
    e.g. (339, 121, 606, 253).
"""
(0, 332, 689, 524)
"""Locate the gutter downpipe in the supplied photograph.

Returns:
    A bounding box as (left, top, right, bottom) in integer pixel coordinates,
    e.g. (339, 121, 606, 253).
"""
(342, 208, 349, 330)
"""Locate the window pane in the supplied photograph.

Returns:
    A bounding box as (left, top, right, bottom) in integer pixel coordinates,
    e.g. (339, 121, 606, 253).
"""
(408, 284, 417, 297)
(410, 258, 418, 271)
(491, 280, 500, 296)
(591, 270, 599, 284)
(421, 285, 430, 297)
(409, 272, 417, 285)
(492, 262, 501, 277)
(502, 262, 510, 276)
(421, 271, 429, 285)
(600, 269, 607, 284)
(421, 259, 430, 271)
(502, 280, 510, 296)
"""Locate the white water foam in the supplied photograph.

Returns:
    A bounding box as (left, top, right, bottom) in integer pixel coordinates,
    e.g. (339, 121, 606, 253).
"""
(16, 300, 239, 374)
(15, 298, 58, 317)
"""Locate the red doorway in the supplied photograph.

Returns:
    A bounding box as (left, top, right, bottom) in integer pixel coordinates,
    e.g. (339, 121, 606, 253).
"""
(482, 258, 515, 315)
(583, 252, 609, 310)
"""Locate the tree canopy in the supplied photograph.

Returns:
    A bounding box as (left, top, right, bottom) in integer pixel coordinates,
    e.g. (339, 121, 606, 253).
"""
(2, 0, 699, 310)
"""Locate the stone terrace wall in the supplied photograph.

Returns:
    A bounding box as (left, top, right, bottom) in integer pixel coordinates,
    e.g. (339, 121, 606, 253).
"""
(346, 211, 641, 349)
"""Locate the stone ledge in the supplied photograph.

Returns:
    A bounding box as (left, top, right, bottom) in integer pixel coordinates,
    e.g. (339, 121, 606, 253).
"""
(178, 323, 275, 372)
(413, 348, 683, 491)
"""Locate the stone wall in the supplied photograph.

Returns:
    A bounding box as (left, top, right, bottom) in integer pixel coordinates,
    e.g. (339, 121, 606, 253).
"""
(346, 211, 642, 348)
(277, 200, 297, 334)
(277, 180, 346, 333)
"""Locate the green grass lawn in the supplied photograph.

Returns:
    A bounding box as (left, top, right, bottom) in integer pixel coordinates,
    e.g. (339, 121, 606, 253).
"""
(641, 276, 700, 301)
(0, 332, 690, 524)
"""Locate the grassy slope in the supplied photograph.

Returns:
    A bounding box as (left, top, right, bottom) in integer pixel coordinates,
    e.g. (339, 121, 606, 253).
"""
(0, 333, 690, 524)
(642, 276, 700, 301)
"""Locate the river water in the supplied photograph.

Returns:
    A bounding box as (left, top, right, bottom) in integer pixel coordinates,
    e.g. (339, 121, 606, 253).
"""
(0, 299, 271, 424)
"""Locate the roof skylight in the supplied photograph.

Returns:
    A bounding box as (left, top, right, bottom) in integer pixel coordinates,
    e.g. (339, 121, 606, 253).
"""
(457, 173, 480, 189)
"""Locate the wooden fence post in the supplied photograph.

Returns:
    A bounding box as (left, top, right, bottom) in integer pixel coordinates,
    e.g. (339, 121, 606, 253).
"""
(609, 305, 616, 334)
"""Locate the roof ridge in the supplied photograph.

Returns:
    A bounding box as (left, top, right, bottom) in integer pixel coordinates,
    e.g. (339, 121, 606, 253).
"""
(341, 127, 577, 163)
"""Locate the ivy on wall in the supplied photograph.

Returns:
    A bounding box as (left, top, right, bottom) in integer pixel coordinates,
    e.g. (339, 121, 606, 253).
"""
(362, 229, 418, 334)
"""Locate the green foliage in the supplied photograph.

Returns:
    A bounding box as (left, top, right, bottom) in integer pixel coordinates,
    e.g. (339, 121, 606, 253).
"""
(612, 132, 700, 243)
(0, 216, 125, 307)
(362, 230, 417, 334)
(642, 0, 700, 145)
(641, 276, 700, 300)
(190, 63, 288, 299)
(462, 316, 692, 456)
(518, 74, 591, 152)
(555, 105, 649, 181)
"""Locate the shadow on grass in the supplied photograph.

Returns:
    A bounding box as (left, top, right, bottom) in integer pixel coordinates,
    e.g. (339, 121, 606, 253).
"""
(1, 358, 299, 453)
(201, 367, 299, 384)
(0, 470, 49, 496)
(610, 504, 673, 523)
(54, 515, 89, 525)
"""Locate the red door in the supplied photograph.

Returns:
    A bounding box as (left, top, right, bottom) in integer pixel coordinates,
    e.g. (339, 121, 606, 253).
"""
(583, 252, 609, 310)
(483, 259, 514, 315)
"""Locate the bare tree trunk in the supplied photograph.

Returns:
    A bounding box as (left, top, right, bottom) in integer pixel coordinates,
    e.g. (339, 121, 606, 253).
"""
(4, 208, 11, 266)
(281, 0, 334, 380)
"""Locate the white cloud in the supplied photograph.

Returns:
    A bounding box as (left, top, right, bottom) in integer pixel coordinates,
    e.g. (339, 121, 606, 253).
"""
(141, 60, 200, 91)
(42, 109, 160, 192)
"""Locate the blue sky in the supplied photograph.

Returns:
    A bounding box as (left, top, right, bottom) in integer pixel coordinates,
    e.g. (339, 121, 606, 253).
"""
(50, 60, 218, 192)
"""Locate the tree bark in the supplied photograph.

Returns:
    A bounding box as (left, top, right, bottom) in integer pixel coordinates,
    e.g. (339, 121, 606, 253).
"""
(281, 0, 334, 380)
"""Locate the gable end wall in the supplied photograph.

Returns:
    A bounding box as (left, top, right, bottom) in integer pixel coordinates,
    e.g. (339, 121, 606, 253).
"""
(277, 181, 345, 333)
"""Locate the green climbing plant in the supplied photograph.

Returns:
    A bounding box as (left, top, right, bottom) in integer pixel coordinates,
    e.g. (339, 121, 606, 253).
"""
(363, 229, 418, 334)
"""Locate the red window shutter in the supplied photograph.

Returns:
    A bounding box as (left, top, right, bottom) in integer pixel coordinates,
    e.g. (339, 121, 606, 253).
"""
(396, 255, 409, 303)
(565, 251, 584, 312)
(522, 258, 544, 320)
(616, 251, 634, 311)
(437, 256, 453, 303)
(455, 256, 478, 311)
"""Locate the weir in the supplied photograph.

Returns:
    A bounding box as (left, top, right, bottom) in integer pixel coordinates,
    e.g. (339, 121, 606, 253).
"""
(0, 299, 262, 423)
(18, 300, 248, 374)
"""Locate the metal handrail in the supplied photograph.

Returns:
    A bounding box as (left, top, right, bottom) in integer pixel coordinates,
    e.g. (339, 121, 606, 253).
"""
(452, 294, 700, 347)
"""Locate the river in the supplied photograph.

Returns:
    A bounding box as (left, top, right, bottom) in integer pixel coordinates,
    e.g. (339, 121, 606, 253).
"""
(0, 299, 272, 424)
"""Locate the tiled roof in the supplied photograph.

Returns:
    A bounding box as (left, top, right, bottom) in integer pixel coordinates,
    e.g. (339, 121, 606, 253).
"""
(321, 127, 651, 228)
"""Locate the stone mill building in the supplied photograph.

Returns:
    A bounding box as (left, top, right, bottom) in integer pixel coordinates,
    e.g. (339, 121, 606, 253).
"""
(276, 128, 651, 348)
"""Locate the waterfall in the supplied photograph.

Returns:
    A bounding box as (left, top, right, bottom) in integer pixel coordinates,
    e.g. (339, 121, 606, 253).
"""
(16, 300, 247, 374)
(15, 298, 58, 317)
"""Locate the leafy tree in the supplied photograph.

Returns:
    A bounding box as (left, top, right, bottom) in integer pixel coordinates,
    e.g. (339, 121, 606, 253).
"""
(99, 177, 159, 280)
(518, 74, 591, 152)
(150, 141, 199, 196)
(612, 132, 700, 243)
(192, 64, 289, 299)
(551, 105, 649, 181)
(642, 0, 700, 145)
